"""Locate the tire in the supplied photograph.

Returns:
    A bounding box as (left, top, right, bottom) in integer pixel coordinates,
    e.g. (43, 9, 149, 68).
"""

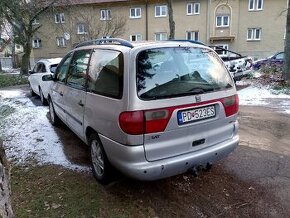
(48, 99, 60, 126)
(39, 88, 48, 106)
(30, 84, 36, 96)
(89, 133, 114, 184)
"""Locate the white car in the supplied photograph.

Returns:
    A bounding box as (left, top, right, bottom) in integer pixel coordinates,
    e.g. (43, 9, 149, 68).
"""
(28, 58, 62, 105)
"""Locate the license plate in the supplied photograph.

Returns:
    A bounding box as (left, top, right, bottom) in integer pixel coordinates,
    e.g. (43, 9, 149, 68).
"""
(178, 105, 216, 125)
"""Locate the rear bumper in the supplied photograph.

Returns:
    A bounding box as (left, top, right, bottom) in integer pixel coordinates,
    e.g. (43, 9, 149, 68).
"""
(100, 134, 239, 181)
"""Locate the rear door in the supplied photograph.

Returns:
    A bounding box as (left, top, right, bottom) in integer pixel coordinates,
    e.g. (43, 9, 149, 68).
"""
(50, 53, 73, 122)
(63, 49, 92, 139)
(136, 46, 238, 161)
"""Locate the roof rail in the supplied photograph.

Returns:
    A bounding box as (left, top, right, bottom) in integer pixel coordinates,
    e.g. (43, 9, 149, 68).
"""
(75, 38, 134, 48)
(167, 39, 205, 46)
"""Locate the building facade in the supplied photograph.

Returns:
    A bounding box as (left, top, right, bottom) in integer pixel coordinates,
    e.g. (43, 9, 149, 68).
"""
(31, 0, 288, 61)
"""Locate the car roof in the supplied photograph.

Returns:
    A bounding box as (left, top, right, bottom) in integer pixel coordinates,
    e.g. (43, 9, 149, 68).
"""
(37, 58, 62, 65)
(73, 39, 210, 54)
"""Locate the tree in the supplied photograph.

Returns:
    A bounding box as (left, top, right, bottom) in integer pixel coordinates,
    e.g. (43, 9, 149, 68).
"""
(0, 0, 57, 75)
(284, 0, 290, 82)
(50, 5, 127, 44)
(167, 0, 175, 39)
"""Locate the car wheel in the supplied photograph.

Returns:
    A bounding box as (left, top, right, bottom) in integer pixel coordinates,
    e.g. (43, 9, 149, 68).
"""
(49, 99, 60, 126)
(89, 133, 113, 184)
(39, 88, 48, 106)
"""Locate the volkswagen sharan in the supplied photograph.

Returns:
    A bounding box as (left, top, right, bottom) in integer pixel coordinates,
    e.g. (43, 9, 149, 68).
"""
(47, 38, 239, 184)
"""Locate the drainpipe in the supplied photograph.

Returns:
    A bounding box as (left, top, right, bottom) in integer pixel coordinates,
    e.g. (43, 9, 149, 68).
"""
(207, 0, 211, 45)
(145, 0, 148, 40)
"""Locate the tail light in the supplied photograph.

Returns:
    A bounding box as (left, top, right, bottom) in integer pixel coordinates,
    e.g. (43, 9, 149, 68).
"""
(119, 109, 173, 135)
(222, 95, 239, 117)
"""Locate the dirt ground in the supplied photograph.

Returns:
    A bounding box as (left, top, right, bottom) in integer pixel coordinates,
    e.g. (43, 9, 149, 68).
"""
(2, 86, 290, 217)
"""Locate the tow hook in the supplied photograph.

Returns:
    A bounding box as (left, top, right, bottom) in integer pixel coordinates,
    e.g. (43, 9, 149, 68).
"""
(190, 163, 213, 177)
(190, 167, 199, 177)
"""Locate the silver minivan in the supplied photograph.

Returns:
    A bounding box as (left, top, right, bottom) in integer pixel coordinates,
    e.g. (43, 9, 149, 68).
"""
(48, 39, 239, 183)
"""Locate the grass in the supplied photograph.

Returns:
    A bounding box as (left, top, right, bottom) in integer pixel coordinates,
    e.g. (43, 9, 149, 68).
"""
(11, 165, 156, 218)
(0, 73, 28, 88)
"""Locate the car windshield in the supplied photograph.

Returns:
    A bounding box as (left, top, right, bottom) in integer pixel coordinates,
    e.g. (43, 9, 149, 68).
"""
(136, 47, 234, 100)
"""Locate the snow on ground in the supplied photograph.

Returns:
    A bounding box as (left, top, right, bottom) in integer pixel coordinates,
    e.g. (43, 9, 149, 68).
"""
(238, 86, 290, 114)
(0, 88, 89, 171)
(1, 68, 20, 74)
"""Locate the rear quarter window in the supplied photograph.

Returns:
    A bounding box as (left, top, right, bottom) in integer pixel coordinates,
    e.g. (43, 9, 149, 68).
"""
(88, 49, 123, 99)
(137, 47, 234, 100)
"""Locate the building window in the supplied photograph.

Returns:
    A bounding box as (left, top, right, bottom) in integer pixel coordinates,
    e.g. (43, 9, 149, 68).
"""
(155, 5, 167, 17)
(187, 3, 200, 15)
(216, 15, 229, 27)
(186, 31, 199, 41)
(32, 39, 42, 48)
(32, 18, 39, 25)
(100, 9, 112, 20)
(56, 37, 66, 47)
(55, 13, 65, 23)
(130, 8, 141, 18)
(213, 44, 229, 56)
(155, 32, 167, 41)
(248, 0, 263, 11)
(130, 34, 142, 41)
(77, 23, 88, 34)
(247, 28, 261, 40)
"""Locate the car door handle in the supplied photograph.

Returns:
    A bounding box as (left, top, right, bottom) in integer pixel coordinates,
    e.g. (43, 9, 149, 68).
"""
(78, 100, 84, 107)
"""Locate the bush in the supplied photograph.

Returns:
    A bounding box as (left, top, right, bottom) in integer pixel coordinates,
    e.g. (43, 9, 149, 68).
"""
(0, 74, 28, 88)
(260, 63, 283, 75)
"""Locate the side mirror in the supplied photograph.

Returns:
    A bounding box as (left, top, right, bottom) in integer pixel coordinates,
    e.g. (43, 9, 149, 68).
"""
(29, 70, 35, 74)
(42, 74, 53, 81)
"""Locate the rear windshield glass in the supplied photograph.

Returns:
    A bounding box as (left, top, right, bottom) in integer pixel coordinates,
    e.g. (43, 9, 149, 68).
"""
(137, 47, 234, 100)
(50, 64, 58, 73)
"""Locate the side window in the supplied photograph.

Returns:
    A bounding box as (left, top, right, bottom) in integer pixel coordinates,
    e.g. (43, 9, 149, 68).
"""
(67, 49, 91, 89)
(275, 53, 284, 60)
(41, 63, 47, 73)
(33, 63, 40, 73)
(88, 49, 123, 99)
(55, 53, 73, 83)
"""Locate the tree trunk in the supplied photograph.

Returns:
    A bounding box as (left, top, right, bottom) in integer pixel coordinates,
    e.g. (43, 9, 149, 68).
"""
(11, 43, 17, 69)
(0, 140, 14, 218)
(0, 58, 2, 72)
(167, 0, 175, 40)
(20, 42, 32, 75)
(283, 1, 290, 82)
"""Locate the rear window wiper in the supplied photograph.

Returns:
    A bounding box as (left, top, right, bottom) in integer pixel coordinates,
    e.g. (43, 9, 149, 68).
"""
(187, 87, 214, 94)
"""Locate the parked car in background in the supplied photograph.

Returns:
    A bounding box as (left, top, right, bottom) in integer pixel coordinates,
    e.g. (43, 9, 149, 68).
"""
(211, 46, 253, 80)
(47, 38, 239, 184)
(28, 58, 62, 105)
(252, 52, 284, 70)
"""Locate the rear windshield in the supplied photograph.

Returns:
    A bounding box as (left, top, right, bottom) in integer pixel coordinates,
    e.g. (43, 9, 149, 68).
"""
(137, 47, 234, 100)
(50, 64, 58, 73)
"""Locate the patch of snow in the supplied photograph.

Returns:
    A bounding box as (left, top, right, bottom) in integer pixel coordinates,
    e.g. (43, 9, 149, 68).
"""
(252, 71, 262, 78)
(238, 86, 290, 114)
(2, 68, 20, 75)
(0, 89, 26, 98)
(0, 89, 89, 171)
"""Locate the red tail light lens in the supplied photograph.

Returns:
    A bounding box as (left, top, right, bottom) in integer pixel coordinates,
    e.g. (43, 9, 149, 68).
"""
(222, 95, 239, 117)
(119, 111, 144, 135)
(119, 109, 173, 135)
(145, 109, 171, 133)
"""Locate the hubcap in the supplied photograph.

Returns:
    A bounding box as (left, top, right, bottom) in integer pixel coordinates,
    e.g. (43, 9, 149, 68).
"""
(91, 140, 104, 177)
(49, 102, 55, 122)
